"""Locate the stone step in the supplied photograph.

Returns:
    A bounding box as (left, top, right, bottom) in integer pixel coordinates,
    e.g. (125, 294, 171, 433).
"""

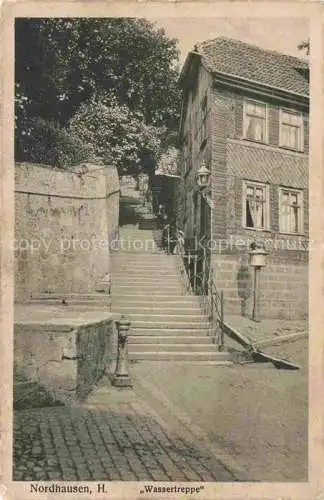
(111, 278, 182, 285)
(111, 249, 165, 255)
(127, 314, 207, 323)
(31, 302, 111, 310)
(111, 260, 177, 267)
(111, 252, 177, 260)
(111, 266, 179, 274)
(129, 351, 231, 361)
(111, 263, 177, 269)
(112, 287, 185, 295)
(111, 278, 183, 286)
(111, 294, 198, 304)
(111, 300, 200, 309)
(112, 241, 163, 248)
(111, 272, 180, 279)
(111, 266, 177, 272)
(130, 328, 211, 336)
(129, 335, 214, 344)
(115, 239, 161, 245)
(114, 306, 203, 315)
(128, 343, 216, 352)
(130, 321, 211, 329)
(132, 360, 233, 366)
(30, 293, 109, 301)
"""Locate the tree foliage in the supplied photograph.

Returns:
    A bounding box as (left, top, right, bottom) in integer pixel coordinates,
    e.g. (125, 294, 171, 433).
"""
(15, 18, 181, 170)
(16, 116, 93, 168)
(69, 96, 162, 176)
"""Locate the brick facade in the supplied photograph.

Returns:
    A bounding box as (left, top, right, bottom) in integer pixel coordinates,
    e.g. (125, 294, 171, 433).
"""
(177, 41, 309, 320)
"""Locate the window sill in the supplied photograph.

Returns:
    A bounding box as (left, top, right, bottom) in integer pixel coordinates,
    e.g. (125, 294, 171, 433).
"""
(241, 137, 269, 146)
(242, 226, 272, 232)
(278, 145, 305, 154)
(278, 231, 305, 237)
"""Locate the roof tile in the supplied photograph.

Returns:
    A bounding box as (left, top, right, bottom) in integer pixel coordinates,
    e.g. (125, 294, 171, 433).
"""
(197, 37, 309, 96)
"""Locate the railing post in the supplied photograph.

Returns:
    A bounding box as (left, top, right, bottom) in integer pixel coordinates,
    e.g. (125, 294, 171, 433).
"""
(209, 285, 214, 321)
(167, 224, 170, 255)
(201, 249, 206, 293)
(187, 252, 191, 289)
(193, 254, 197, 293)
(112, 315, 133, 388)
(219, 290, 224, 351)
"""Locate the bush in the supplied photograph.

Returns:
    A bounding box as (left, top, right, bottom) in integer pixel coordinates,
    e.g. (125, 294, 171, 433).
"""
(69, 97, 162, 176)
(15, 116, 93, 169)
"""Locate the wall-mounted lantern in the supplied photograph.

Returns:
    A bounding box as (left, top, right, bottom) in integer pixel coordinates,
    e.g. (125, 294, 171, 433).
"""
(196, 161, 211, 189)
(249, 240, 268, 322)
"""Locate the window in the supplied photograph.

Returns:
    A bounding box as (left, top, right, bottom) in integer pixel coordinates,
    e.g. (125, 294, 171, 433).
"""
(182, 132, 190, 173)
(201, 95, 208, 144)
(243, 181, 269, 230)
(244, 100, 267, 143)
(279, 188, 303, 234)
(280, 109, 304, 151)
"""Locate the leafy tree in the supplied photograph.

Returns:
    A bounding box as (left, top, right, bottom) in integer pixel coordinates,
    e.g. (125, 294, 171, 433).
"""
(15, 17, 181, 167)
(69, 96, 162, 176)
(16, 116, 93, 168)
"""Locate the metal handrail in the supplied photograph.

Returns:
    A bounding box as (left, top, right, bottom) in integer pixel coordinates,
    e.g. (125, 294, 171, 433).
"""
(177, 240, 225, 350)
(175, 230, 192, 294)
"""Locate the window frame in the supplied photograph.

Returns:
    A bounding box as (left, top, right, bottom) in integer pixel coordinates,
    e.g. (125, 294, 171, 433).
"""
(242, 180, 270, 231)
(243, 99, 269, 144)
(201, 94, 208, 145)
(279, 108, 304, 152)
(278, 187, 304, 235)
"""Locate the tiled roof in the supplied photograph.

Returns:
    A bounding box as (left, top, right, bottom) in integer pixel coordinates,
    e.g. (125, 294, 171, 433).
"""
(196, 37, 309, 97)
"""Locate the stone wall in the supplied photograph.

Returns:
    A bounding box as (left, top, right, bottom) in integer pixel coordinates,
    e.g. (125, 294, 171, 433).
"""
(15, 162, 119, 302)
(14, 305, 117, 404)
(105, 166, 120, 247)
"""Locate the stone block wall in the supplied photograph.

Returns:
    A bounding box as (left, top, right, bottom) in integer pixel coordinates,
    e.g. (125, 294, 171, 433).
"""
(14, 306, 116, 404)
(105, 166, 120, 247)
(15, 162, 119, 302)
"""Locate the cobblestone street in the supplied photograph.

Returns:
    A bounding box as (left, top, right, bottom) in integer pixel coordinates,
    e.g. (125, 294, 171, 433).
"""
(13, 377, 236, 482)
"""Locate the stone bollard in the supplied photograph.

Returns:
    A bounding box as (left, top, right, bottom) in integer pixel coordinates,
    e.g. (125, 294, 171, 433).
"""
(112, 315, 133, 388)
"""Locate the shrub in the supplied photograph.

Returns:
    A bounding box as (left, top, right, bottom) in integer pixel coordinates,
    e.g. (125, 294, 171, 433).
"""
(15, 116, 93, 169)
(69, 97, 162, 176)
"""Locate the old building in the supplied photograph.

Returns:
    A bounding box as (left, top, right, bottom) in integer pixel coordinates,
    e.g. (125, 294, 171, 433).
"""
(176, 37, 309, 319)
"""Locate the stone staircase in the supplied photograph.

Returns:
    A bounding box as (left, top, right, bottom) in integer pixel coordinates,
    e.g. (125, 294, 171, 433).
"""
(110, 223, 231, 364)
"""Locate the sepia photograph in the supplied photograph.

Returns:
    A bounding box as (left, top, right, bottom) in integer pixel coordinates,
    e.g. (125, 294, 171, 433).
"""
(1, 2, 323, 498)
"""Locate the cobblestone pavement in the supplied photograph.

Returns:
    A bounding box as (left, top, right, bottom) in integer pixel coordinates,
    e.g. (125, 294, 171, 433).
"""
(13, 377, 236, 482)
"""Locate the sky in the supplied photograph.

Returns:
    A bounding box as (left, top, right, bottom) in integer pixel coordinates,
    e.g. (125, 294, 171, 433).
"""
(150, 17, 309, 67)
